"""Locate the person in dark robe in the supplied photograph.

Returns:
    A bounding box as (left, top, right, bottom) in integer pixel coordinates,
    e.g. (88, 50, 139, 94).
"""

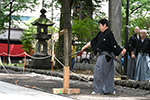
(134, 30, 150, 81)
(81, 19, 126, 94)
(127, 26, 141, 80)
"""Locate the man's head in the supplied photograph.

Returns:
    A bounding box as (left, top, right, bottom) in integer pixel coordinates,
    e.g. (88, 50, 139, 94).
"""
(134, 26, 140, 34)
(98, 19, 109, 32)
(140, 29, 147, 39)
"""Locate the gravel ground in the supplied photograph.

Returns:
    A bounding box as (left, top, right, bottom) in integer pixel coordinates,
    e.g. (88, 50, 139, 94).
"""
(0, 67, 150, 100)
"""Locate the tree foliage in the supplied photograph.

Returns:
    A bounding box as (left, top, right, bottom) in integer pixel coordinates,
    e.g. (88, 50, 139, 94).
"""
(72, 18, 99, 41)
(0, 0, 39, 32)
(70, 0, 107, 51)
(72, 17, 102, 52)
(1, 0, 150, 56)
(20, 18, 37, 54)
(72, 0, 150, 48)
(21, 25, 36, 54)
(122, 0, 150, 45)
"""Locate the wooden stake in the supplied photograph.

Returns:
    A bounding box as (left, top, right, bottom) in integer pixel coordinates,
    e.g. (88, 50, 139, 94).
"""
(52, 29, 80, 94)
(52, 88, 64, 94)
(52, 66, 80, 94)
(52, 88, 80, 94)
(51, 61, 53, 79)
(51, 30, 55, 79)
(3, 56, 5, 63)
(23, 54, 26, 74)
(63, 66, 69, 89)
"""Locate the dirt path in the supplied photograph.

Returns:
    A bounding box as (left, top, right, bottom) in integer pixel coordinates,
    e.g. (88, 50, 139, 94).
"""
(0, 68, 150, 100)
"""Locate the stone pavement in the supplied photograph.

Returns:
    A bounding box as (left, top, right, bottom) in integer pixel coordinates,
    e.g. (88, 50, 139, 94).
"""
(0, 81, 73, 100)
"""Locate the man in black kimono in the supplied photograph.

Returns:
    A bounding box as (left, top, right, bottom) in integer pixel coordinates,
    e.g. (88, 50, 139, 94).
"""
(81, 19, 126, 94)
(127, 26, 141, 80)
(134, 30, 150, 81)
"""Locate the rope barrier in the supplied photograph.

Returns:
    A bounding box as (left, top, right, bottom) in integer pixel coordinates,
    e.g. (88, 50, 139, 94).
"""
(54, 56, 65, 67)
(0, 56, 18, 85)
(69, 70, 92, 83)
(24, 52, 52, 59)
(54, 56, 92, 83)
(3, 52, 25, 57)
(0, 51, 92, 84)
(0, 52, 51, 60)
(0, 52, 5, 55)
(0, 56, 48, 90)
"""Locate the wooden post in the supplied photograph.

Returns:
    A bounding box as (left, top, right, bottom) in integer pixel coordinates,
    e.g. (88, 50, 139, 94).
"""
(23, 54, 26, 74)
(51, 29, 54, 79)
(3, 56, 5, 63)
(63, 66, 69, 89)
(52, 29, 80, 94)
(63, 29, 70, 91)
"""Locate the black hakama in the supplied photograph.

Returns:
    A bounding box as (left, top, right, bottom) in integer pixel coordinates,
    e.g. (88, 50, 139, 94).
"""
(134, 37, 150, 81)
(91, 29, 122, 93)
(127, 34, 140, 80)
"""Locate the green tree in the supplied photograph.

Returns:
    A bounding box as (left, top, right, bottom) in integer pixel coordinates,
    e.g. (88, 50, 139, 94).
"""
(72, 18, 99, 41)
(21, 26, 36, 54)
(122, 0, 150, 45)
(55, 0, 106, 67)
(20, 18, 37, 54)
(72, 17, 101, 52)
(0, 0, 39, 32)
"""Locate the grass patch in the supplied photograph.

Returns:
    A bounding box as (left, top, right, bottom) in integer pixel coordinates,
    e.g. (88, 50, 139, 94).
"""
(2, 63, 24, 68)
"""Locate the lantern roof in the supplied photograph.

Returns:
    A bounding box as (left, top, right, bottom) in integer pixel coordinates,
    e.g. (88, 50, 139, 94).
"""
(32, 9, 54, 26)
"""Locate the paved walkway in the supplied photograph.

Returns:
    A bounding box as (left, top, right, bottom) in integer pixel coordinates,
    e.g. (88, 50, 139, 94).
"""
(0, 81, 73, 100)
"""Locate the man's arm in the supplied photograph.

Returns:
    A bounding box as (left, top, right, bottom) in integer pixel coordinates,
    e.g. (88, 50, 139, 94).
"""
(120, 48, 126, 55)
(115, 48, 126, 59)
(131, 51, 135, 58)
(81, 41, 91, 52)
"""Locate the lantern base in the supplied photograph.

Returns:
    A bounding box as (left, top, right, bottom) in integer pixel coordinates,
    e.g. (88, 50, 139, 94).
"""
(27, 53, 51, 69)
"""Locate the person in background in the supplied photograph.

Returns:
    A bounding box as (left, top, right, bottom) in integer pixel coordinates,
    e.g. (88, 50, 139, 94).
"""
(127, 26, 141, 80)
(81, 19, 126, 94)
(134, 29, 150, 81)
(71, 40, 76, 71)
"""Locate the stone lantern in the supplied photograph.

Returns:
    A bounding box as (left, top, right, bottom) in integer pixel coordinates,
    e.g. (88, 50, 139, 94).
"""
(28, 8, 54, 69)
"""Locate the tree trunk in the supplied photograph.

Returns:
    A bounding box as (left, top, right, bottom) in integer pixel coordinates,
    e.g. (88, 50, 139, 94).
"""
(79, 0, 93, 20)
(109, 0, 123, 75)
(56, 0, 72, 68)
(62, 0, 72, 67)
(86, 0, 93, 19)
